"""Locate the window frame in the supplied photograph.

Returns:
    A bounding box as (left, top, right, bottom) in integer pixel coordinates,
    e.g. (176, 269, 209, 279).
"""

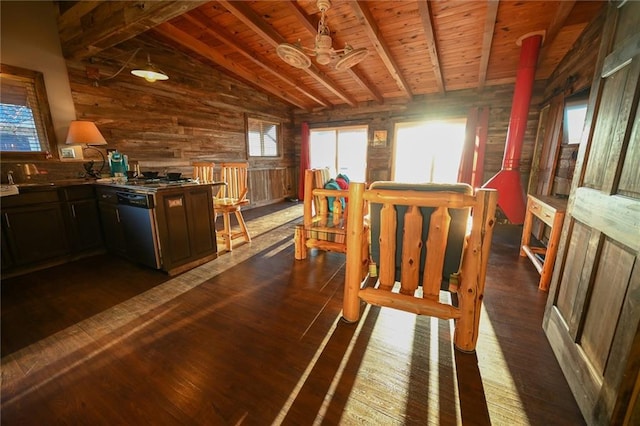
(0, 63, 59, 160)
(246, 116, 282, 158)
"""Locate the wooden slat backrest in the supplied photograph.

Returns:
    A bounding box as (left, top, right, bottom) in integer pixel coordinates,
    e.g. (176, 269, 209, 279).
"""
(192, 161, 215, 183)
(217, 162, 249, 201)
(343, 182, 498, 352)
(369, 182, 473, 289)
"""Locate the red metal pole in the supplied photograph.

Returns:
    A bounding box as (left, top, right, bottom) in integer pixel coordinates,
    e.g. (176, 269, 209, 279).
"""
(503, 34, 542, 170)
(483, 33, 542, 224)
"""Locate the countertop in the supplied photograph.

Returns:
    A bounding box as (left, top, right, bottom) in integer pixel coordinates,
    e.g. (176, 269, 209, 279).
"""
(0, 178, 226, 197)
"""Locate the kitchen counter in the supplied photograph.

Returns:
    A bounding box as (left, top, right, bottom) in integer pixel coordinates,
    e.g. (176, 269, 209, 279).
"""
(94, 178, 226, 193)
(1, 179, 96, 198)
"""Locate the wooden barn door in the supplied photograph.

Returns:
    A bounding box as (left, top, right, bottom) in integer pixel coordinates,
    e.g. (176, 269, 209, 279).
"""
(542, 2, 640, 425)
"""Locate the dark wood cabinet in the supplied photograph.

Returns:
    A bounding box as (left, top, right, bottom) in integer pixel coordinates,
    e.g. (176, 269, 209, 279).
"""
(155, 185, 217, 275)
(1, 184, 104, 277)
(2, 202, 69, 266)
(96, 187, 128, 256)
(61, 185, 103, 253)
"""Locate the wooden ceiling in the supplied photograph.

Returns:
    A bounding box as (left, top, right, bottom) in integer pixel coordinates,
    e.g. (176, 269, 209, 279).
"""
(57, 1, 605, 111)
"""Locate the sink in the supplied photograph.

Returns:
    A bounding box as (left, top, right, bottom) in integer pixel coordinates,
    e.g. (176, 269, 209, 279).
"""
(0, 184, 19, 197)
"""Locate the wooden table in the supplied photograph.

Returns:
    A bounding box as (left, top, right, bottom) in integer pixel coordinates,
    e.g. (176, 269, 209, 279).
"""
(520, 194, 568, 291)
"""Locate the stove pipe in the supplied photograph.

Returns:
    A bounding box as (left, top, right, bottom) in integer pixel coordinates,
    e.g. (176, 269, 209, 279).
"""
(483, 33, 543, 224)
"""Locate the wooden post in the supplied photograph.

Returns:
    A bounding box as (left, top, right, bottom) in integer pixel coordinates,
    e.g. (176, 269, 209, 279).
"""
(343, 182, 366, 322)
(294, 225, 306, 260)
(378, 202, 397, 291)
(400, 205, 423, 295)
(454, 189, 497, 352)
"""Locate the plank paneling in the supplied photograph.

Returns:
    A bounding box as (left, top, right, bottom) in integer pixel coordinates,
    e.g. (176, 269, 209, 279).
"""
(63, 36, 296, 207)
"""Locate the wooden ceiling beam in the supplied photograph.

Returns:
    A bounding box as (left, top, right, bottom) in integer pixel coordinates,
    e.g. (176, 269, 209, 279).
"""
(181, 14, 330, 108)
(345, 68, 384, 104)
(286, 1, 384, 104)
(416, 0, 445, 94)
(350, 1, 412, 99)
(478, 0, 500, 91)
(284, 1, 318, 35)
(154, 23, 310, 111)
(218, 0, 358, 107)
(57, 1, 209, 60)
(538, 1, 576, 63)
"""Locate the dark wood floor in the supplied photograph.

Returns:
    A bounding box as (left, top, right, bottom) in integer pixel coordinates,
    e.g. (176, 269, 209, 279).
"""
(1, 201, 585, 425)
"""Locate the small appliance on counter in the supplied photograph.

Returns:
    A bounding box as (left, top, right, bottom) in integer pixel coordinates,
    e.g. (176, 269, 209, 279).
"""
(108, 151, 128, 177)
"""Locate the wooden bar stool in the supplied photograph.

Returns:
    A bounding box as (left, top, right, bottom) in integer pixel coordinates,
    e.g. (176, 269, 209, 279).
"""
(214, 162, 251, 251)
(192, 161, 215, 183)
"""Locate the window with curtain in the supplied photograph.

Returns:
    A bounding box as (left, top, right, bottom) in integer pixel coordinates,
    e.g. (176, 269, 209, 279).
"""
(309, 126, 367, 181)
(0, 65, 53, 153)
(247, 117, 280, 157)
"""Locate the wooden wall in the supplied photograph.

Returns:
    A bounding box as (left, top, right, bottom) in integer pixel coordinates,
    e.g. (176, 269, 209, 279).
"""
(64, 36, 298, 208)
(294, 83, 544, 191)
(536, 9, 605, 198)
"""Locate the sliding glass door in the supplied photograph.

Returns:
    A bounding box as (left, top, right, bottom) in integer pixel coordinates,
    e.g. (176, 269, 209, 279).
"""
(392, 120, 466, 183)
(310, 126, 367, 181)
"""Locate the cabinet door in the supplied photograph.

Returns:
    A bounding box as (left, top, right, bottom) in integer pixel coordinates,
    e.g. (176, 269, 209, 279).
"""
(156, 186, 217, 272)
(1, 230, 14, 270)
(68, 199, 103, 252)
(2, 203, 69, 265)
(187, 187, 217, 255)
(98, 202, 127, 255)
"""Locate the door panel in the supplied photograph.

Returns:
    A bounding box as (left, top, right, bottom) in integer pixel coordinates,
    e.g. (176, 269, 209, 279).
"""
(543, 2, 640, 424)
(555, 220, 591, 321)
(619, 104, 640, 197)
(581, 238, 635, 374)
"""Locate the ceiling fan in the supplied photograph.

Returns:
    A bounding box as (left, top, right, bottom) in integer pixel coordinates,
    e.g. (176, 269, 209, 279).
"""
(276, 0, 368, 71)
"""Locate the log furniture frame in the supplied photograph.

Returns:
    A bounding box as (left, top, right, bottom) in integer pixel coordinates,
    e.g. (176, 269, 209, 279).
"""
(294, 168, 354, 260)
(342, 182, 498, 353)
(214, 162, 251, 252)
(519, 194, 567, 291)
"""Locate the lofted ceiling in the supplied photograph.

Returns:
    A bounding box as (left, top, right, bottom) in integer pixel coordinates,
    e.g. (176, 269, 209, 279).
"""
(57, 0, 605, 111)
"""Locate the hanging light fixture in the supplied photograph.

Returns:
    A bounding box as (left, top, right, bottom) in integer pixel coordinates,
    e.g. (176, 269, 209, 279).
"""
(276, 0, 368, 71)
(88, 48, 169, 86)
(131, 52, 169, 82)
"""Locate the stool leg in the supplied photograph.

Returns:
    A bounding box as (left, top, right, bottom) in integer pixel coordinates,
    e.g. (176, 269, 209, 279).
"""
(235, 210, 251, 243)
(223, 212, 232, 251)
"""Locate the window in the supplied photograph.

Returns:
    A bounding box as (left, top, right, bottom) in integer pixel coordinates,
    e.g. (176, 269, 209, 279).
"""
(0, 64, 57, 157)
(310, 126, 367, 181)
(563, 95, 589, 145)
(247, 117, 280, 157)
(393, 119, 466, 183)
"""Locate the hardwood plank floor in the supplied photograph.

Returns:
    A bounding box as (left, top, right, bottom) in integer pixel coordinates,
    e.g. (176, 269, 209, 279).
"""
(1, 201, 585, 425)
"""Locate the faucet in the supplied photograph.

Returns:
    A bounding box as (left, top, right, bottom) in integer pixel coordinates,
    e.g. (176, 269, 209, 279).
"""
(7, 170, 14, 185)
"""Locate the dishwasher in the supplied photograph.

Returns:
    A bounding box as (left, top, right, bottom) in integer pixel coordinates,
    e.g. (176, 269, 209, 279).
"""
(116, 191, 162, 269)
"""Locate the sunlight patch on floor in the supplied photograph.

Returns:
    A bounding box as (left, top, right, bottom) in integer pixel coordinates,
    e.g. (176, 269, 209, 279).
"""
(1, 204, 303, 407)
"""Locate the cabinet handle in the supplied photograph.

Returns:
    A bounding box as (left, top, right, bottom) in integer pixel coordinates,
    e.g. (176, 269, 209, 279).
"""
(71, 205, 77, 218)
(4, 213, 10, 228)
(116, 208, 120, 223)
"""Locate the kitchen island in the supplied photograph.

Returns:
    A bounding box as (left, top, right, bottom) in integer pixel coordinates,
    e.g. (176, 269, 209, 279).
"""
(95, 178, 225, 276)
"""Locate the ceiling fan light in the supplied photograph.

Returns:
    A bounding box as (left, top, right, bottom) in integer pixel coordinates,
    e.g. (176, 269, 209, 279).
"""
(316, 52, 332, 65)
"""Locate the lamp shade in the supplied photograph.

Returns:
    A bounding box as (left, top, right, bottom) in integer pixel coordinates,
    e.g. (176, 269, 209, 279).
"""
(65, 120, 107, 146)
